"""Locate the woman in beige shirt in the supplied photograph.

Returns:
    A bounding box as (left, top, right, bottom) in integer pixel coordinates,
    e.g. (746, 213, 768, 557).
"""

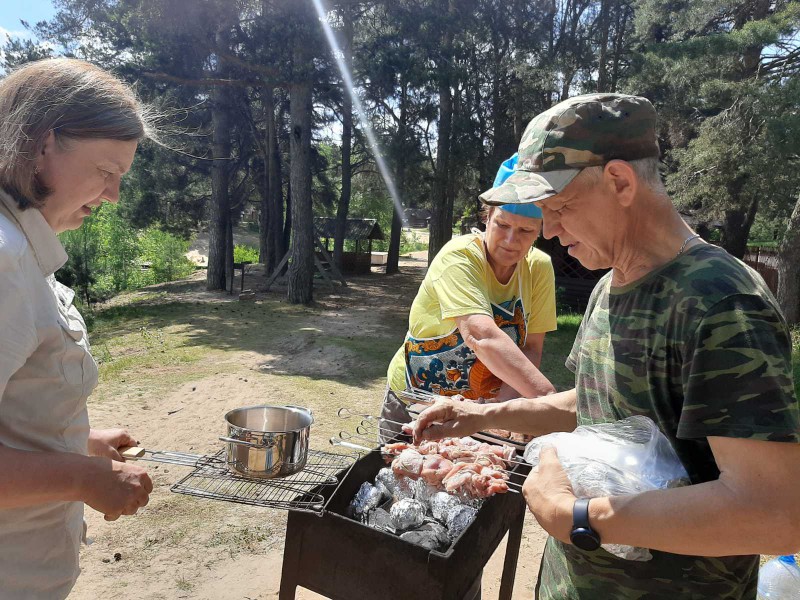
(0, 58, 153, 599)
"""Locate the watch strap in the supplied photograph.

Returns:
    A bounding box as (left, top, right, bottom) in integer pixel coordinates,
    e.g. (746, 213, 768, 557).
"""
(573, 497, 592, 530)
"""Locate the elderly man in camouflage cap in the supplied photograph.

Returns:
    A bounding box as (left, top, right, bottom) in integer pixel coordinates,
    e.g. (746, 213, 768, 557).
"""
(412, 93, 800, 599)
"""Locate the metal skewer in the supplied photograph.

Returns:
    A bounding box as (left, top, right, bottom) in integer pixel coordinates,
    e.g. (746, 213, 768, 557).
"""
(356, 420, 532, 469)
(329, 437, 372, 453)
(338, 407, 411, 424)
(339, 430, 384, 446)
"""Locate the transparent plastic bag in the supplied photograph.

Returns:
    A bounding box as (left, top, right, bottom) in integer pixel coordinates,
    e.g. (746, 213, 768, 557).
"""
(523, 415, 690, 561)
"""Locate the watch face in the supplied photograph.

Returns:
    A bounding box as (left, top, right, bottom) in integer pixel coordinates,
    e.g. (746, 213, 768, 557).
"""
(570, 528, 601, 551)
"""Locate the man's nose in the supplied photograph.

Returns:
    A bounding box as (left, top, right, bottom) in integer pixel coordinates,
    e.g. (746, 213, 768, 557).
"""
(542, 212, 560, 239)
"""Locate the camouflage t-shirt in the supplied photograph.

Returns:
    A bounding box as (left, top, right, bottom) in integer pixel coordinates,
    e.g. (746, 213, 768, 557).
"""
(538, 244, 800, 600)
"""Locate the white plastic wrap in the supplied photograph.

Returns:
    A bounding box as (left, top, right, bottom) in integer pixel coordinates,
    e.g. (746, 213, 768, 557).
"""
(523, 415, 690, 561)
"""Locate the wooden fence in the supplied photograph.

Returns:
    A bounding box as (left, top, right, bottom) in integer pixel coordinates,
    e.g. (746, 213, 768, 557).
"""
(743, 246, 779, 294)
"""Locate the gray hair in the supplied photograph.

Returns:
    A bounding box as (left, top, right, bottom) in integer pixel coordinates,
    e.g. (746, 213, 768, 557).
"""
(574, 157, 666, 195)
(0, 58, 155, 209)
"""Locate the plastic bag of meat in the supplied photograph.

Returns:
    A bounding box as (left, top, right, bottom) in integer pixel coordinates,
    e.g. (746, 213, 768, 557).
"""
(523, 415, 690, 561)
(390, 498, 427, 530)
(347, 482, 385, 519)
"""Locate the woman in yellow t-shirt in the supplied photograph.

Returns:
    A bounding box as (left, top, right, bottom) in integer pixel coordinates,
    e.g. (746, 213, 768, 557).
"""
(381, 154, 557, 441)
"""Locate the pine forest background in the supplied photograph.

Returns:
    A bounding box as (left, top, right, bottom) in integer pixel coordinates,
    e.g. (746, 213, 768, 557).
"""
(2, 0, 800, 320)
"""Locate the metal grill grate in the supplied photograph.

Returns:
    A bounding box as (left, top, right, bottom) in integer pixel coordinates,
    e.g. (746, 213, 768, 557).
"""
(171, 449, 356, 514)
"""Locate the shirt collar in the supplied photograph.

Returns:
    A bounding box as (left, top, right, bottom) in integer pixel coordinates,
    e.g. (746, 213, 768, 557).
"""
(0, 189, 68, 277)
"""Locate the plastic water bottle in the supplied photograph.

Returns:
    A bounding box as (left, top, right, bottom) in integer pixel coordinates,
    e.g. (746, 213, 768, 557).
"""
(758, 555, 800, 599)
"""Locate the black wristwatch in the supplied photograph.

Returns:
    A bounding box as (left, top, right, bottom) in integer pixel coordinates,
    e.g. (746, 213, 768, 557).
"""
(570, 498, 601, 551)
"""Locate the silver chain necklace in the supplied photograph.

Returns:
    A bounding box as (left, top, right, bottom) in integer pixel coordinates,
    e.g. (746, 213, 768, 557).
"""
(677, 233, 702, 257)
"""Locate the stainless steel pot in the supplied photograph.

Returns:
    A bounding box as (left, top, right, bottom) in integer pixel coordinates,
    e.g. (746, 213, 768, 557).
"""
(219, 404, 313, 479)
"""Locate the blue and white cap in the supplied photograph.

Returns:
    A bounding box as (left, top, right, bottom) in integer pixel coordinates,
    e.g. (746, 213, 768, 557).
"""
(490, 153, 543, 219)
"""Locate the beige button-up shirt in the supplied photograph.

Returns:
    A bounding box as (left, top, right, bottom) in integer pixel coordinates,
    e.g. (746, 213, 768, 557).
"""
(0, 190, 98, 600)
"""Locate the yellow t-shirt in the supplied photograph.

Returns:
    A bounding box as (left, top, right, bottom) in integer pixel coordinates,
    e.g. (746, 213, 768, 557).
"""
(387, 232, 557, 392)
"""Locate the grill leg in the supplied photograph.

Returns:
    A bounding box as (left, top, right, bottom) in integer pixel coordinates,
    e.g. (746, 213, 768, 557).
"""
(498, 512, 525, 600)
(278, 580, 297, 600)
(279, 514, 303, 600)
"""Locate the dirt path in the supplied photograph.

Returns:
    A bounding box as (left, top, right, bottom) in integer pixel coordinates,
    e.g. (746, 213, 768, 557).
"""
(68, 255, 549, 600)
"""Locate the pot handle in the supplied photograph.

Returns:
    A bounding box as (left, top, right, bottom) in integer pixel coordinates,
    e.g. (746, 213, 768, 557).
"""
(218, 436, 268, 448)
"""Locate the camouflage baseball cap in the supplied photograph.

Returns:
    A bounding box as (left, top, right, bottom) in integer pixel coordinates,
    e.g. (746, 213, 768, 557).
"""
(479, 93, 659, 205)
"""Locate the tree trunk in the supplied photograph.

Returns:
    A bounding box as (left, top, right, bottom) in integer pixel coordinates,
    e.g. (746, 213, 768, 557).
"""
(260, 86, 283, 274)
(283, 178, 292, 270)
(596, 0, 611, 92)
(206, 26, 232, 291)
(387, 205, 403, 275)
(287, 49, 314, 304)
(609, 3, 630, 91)
(267, 88, 285, 274)
(428, 74, 453, 264)
(387, 83, 409, 275)
(272, 97, 286, 271)
(259, 89, 272, 268)
(333, 2, 354, 270)
(722, 196, 758, 259)
(225, 213, 234, 291)
(777, 194, 800, 325)
(512, 74, 524, 144)
(427, 0, 456, 264)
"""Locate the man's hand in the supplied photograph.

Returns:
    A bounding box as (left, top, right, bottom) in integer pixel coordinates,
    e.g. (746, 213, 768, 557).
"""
(407, 396, 490, 444)
(88, 428, 138, 461)
(79, 457, 153, 522)
(522, 446, 576, 544)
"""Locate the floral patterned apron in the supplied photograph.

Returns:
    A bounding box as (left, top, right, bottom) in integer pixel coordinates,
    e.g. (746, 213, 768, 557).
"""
(403, 272, 526, 400)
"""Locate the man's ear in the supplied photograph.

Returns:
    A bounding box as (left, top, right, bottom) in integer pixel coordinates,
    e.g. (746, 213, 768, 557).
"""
(603, 160, 637, 208)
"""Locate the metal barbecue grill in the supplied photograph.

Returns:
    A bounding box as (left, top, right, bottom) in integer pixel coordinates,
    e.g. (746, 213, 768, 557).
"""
(279, 449, 529, 600)
(171, 449, 355, 512)
(128, 395, 531, 598)
(128, 447, 357, 514)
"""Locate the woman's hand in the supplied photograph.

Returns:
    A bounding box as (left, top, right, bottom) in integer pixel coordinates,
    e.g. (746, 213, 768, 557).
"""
(88, 428, 138, 461)
(407, 396, 490, 444)
(79, 457, 153, 522)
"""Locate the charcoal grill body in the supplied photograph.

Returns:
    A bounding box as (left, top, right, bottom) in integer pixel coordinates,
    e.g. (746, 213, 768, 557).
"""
(280, 451, 527, 600)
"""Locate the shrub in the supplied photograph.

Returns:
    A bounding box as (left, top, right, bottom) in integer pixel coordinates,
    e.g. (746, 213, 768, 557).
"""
(57, 203, 194, 305)
(234, 244, 260, 264)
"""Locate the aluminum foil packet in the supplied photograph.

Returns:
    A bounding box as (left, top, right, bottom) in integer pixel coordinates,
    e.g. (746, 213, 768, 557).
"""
(450, 488, 486, 509)
(445, 504, 478, 540)
(399, 522, 451, 551)
(375, 467, 414, 501)
(366, 507, 395, 534)
(390, 498, 427, 530)
(429, 491, 462, 523)
(412, 478, 439, 505)
(347, 482, 384, 519)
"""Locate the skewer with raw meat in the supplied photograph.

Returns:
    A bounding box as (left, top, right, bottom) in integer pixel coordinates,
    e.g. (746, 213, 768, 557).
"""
(383, 437, 516, 467)
(391, 449, 455, 486)
(441, 463, 509, 498)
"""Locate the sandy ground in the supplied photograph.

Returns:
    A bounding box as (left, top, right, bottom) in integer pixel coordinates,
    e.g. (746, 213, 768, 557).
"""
(67, 253, 549, 600)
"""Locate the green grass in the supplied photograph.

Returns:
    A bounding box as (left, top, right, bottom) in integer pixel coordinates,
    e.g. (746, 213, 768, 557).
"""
(88, 287, 800, 405)
(87, 293, 407, 404)
(541, 313, 583, 391)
